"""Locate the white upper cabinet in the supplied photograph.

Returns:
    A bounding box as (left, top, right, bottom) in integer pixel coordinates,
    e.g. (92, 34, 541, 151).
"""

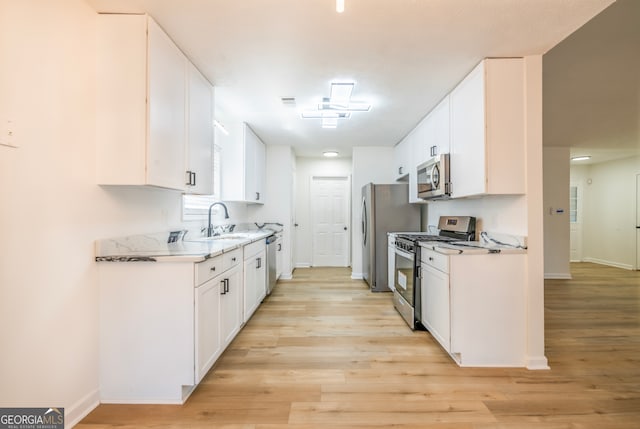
(186, 63, 214, 195)
(97, 14, 213, 193)
(393, 134, 411, 181)
(429, 95, 451, 158)
(449, 58, 525, 198)
(220, 123, 266, 204)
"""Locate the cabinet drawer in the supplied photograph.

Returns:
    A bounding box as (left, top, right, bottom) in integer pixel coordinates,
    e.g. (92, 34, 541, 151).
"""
(223, 249, 242, 270)
(243, 240, 265, 260)
(195, 255, 223, 286)
(421, 248, 449, 273)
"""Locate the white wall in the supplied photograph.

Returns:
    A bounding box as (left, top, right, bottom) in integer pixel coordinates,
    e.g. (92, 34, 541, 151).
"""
(248, 145, 296, 278)
(294, 156, 352, 267)
(577, 156, 640, 269)
(350, 146, 395, 278)
(0, 0, 197, 425)
(426, 196, 528, 235)
(543, 147, 571, 278)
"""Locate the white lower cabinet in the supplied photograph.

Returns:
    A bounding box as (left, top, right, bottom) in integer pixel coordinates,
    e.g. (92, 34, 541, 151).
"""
(220, 264, 243, 345)
(243, 240, 267, 322)
(420, 246, 526, 367)
(420, 253, 451, 353)
(195, 276, 222, 383)
(194, 252, 242, 384)
(99, 248, 243, 404)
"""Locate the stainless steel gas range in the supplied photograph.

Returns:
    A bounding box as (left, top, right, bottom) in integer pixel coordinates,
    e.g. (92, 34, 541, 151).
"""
(392, 216, 476, 330)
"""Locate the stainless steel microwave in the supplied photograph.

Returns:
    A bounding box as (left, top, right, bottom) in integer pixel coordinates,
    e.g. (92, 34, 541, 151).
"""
(417, 154, 450, 200)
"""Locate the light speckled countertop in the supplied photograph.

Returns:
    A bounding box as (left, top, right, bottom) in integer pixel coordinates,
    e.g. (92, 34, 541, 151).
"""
(420, 231, 527, 255)
(95, 229, 274, 262)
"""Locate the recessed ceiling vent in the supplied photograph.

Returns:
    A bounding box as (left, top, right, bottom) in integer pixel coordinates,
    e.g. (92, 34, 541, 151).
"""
(280, 96, 296, 106)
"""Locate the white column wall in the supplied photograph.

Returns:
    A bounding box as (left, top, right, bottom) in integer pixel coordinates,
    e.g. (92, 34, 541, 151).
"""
(543, 147, 571, 279)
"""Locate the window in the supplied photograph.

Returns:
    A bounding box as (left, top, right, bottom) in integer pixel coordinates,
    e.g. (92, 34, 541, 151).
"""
(182, 145, 221, 220)
(569, 185, 578, 223)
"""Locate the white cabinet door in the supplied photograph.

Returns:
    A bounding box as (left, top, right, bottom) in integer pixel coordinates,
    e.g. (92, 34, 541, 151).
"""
(393, 136, 411, 181)
(450, 62, 486, 198)
(421, 263, 451, 353)
(220, 265, 243, 347)
(221, 122, 266, 203)
(432, 96, 450, 157)
(449, 59, 525, 198)
(243, 256, 259, 322)
(255, 249, 267, 303)
(195, 276, 222, 383)
(254, 136, 266, 203)
(244, 125, 266, 203)
(387, 244, 396, 290)
(276, 237, 283, 279)
(97, 14, 193, 191)
(186, 62, 213, 194)
(146, 18, 187, 190)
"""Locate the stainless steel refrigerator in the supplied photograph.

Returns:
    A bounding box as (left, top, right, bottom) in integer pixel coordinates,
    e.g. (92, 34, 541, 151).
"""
(361, 183, 420, 292)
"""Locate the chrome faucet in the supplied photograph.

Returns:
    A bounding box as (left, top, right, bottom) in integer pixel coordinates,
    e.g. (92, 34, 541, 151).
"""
(207, 202, 230, 237)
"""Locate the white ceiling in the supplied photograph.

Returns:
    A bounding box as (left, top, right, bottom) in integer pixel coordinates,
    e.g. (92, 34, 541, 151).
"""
(85, 0, 620, 158)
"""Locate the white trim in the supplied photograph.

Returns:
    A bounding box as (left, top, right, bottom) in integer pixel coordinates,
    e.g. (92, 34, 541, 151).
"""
(544, 273, 572, 280)
(279, 272, 293, 280)
(295, 263, 311, 268)
(583, 257, 634, 271)
(526, 356, 550, 370)
(351, 272, 363, 280)
(65, 389, 99, 428)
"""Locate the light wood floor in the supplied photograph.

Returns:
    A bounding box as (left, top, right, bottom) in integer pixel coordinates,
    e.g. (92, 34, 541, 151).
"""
(78, 263, 640, 428)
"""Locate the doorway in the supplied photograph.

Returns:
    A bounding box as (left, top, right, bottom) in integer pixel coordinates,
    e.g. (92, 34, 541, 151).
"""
(310, 176, 350, 267)
(636, 174, 640, 270)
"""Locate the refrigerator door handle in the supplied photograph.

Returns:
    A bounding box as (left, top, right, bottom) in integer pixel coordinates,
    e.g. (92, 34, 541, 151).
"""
(361, 196, 367, 246)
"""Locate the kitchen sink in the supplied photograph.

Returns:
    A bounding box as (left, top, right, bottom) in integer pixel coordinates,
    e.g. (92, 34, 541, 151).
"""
(187, 232, 256, 242)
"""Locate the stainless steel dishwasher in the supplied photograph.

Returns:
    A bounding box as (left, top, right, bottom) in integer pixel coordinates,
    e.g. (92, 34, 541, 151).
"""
(266, 234, 277, 295)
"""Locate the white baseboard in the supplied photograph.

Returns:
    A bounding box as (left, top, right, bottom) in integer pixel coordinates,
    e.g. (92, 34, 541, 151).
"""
(66, 389, 99, 428)
(526, 356, 550, 370)
(583, 257, 633, 271)
(351, 272, 363, 280)
(295, 263, 311, 268)
(279, 272, 293, 280)
(544, 273, 572, 280)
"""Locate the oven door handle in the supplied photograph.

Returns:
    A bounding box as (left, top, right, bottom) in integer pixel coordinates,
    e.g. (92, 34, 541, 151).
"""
(395, 248, 414, 260)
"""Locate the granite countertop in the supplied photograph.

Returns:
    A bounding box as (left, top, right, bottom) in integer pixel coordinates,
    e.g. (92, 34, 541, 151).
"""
(420, 231, 528, 255)
(95, 229, 274, 262)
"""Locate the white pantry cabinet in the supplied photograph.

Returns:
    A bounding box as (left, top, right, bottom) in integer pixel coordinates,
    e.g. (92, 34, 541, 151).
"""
(449, 58, 525, 198)
(96, 14, 213, 193)
(243, 240, 267, 322)
(420, 246, 526, 367)
(220, 123, 266, 204)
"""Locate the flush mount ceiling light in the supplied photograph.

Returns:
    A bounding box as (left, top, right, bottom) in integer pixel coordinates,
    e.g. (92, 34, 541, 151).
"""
(301, 81, 370, 128)
(323, 151, 339, 157)
(571, 156, 591, 161)
(336, 0, 345, 13)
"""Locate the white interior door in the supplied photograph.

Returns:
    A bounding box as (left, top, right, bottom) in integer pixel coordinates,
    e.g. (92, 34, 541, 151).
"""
(311, 176, 350, 267)
(636, 174, 640, 270)
(569, 184, 582, 262)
